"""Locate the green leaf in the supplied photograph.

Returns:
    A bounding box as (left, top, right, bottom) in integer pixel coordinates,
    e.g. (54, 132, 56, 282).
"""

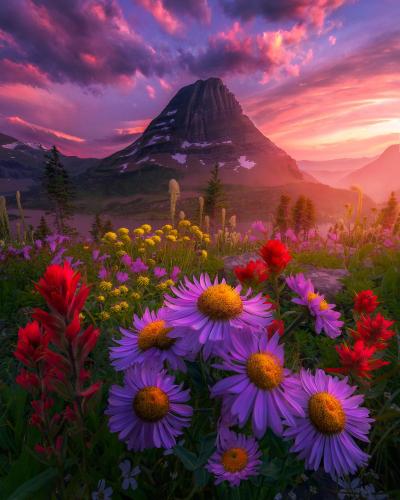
(194, 467, 210, 487)
(173, 446, 199, 471)
(6, 468, 58, 500)
(197, 433, 216, 465)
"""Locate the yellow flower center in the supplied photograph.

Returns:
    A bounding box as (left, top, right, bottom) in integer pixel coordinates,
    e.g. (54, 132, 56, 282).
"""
(133, 386, 169, 422)
(221, 447, 249, 473)
(308, 392, 346, 435)
(307, 292, 318, 302)
(319, 300, 329, 311)
(137, 320, 175, 351)
(197, 284, 243, 320)
(246, 353, 283, 390)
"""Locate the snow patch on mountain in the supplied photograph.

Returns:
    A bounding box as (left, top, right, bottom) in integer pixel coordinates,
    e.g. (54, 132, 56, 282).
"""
(238, 156, 256, 169)
(166, 109, 177, 116)
(172, 153, 187, 165)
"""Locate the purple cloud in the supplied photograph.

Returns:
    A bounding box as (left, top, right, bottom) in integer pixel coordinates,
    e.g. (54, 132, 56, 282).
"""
(0, 0, 171, 87)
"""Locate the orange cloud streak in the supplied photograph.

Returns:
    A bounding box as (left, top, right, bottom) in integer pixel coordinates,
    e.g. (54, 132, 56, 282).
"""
(7, 115, 85, 143)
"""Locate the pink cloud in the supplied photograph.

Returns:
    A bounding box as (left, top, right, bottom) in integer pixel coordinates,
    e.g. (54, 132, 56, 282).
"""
(0, 59, 50, 87)
(329, 35, 337, 45)
(159, 78, 172, 90)
(146, 84, 156, 99)
(7, 115, 85, 143)
(137, 0, 181, 34)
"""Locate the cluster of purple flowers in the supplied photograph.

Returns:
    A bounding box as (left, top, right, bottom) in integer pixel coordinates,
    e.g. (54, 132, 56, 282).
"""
(106, 271, 372, 487)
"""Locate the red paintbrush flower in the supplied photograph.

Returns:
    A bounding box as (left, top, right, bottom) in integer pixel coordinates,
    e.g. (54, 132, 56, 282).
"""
(14, 321, 50, 368)
(354, 290, 379, 314)
(35, 262, 90, 319)
(327, 340, 389, 379)
(259, 240, 291, 274)
(267, 319, 284, 339)
(16, 369, 40, 391)
(354, 313, 395, 349)
(234, 259, 269, 284)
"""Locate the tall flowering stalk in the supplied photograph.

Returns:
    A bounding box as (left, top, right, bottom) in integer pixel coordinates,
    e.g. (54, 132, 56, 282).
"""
(14, 262, 101, 494)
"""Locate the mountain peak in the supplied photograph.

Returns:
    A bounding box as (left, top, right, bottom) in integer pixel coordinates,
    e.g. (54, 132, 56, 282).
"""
(100, 77, 303, 186)
(381, 143, 399, 158)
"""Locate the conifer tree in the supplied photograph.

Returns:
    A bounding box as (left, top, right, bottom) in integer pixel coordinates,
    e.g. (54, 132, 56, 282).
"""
(204, 163, 226, 221)
(36, 215, 51, 240)
(304, 198, 316, 237)
(43, 146, 75, 234)
(379, 191, 398, 230)
(274, 194, 291, 234)
(292, 195, 307, 235)
(90, 214, 113, 241)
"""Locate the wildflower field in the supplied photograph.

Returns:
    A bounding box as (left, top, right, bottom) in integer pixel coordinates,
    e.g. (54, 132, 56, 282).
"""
(0, 212, 399, 499)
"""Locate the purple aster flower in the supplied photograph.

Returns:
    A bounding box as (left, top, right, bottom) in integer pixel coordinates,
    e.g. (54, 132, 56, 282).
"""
(98, 267, 108, 279)
(35, 239, 42, 249)
(164, 274, 272, 358)
(211, 330, 304, 438)
(285, 228, 297, 243)
(170, 265, 181, 282)
(286, 273, 343, 339)
(92, 249, 100, 261)
(110, 308, 198, 372)
(284, 369, 373, 478)
(206, 430, 262, 487)
(121, 253, 132, 266)
(116, 271, 129, 283)
(131, 257, 148, 273)
(154, 266, 167, 279)
(50, 247, 66, 265)
(106, 363, 193, 451)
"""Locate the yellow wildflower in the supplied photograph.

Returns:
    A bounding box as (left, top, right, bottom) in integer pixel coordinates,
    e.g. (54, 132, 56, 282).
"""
(119, 301, 129, 310)
(166, 234, 177, 242)
(200, 250, 208, 260)
(99, 281, 112, 292)
(96, 295, 106, 302)
(119, 285, 129, 294)
(99, 311, 110, 321)
(155, 229, 164, 236)
(104, 231, 117, 242)
(164, 279, 174, 287)
(134, 228, 145, 236)
(152, 235, 161, 243)
(120, 234, 131, 243)
(138, 247, 146, 254)
(157, 282, 168, 291)
(147, 258, 156, 266)
(178, 219, 191, 228)
(182, 236, 191, 242)
(145, 238, 155, 247)
(110, 304, 122, 313)
(137, 276, 150, 287)
(117, 250, 127, 257)
(83, 245, 90, 250)
(110, 288, 121, 297)
(170, 229, 178, 236)
(114, 241, 124, 248)
(141, 224, 152, 233)
(130, 292, 141, 300)
(117, 227, 130, 235)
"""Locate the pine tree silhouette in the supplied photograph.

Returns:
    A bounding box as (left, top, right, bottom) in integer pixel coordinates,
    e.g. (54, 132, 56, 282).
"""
(43, 146, 75, 234)
(204, 163, 226, 222)
(274, 194, 291, 234)
(36, 215, 51, 240)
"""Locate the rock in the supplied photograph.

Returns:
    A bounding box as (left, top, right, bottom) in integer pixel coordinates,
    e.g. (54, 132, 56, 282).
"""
(223, 252, 259, 274)
(302, 265, 349, 299)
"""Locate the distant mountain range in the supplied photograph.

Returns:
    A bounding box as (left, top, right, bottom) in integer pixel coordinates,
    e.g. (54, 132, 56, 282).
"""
(0, 77, 380, 222)
(0, 132, 98, 194)
(337, 145, 400, 201)
(298, 157, 375, 185)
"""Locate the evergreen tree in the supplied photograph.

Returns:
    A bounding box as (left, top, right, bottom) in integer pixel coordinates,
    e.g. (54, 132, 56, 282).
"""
(304, 198, 316, 237)
(274, 194, 291, 234)
(292, 195, 307, 235)
(379, 191, 398, 230)
(204, 163, 226, 221)
(44, 146, 75, 234)
(36, 215, 51, 240)
(90, 214, 113, 241)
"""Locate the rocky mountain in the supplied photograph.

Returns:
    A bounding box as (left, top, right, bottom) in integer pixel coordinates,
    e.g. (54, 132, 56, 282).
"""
(91, 77, 304, 187)
(298, 157, 374, 186)
(0, 133, 98, 195)
(337, 144, 400, 201)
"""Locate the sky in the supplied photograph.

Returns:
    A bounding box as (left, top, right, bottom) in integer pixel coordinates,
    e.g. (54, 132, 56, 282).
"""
(0, 0, 399, 161)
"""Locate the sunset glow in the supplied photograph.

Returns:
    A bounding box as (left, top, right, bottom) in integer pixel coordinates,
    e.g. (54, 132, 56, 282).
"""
(0, 0, 398, 159)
